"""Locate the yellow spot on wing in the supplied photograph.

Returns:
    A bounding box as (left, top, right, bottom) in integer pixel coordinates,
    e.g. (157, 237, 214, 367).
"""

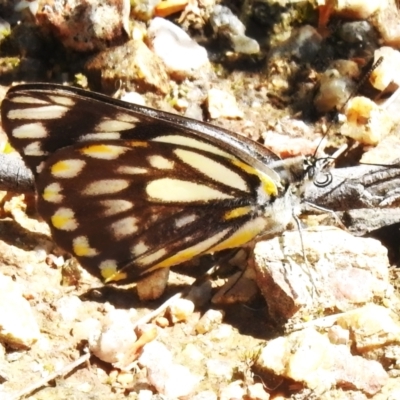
(147, 229, 229, 269)
(51, 159, 85, 178)
(43, 183, 63, 203)
(223, 206, 252, 220)
(209, 217, 266, 253)
(80, 144, 127, 159)
(72, 236, 98, 257)
(99, 259, 128, 282)
(231, 159, 278, 196)
(126, 141, 148, 147)
(51, 208, 78, 231)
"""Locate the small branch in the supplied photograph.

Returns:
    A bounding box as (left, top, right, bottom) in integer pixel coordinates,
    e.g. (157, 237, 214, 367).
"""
(5, 351, 91, 400)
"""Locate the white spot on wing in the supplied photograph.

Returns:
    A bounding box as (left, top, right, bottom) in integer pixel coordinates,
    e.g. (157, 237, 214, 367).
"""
(116, 113, 140, 123)
(131, 241, 149, 257)
(175, 214, 197, 228)
(175, 148, 248, 192)
(23, 141, 47, 156)
(148, 155, 174, 170)
(7, 105, 69, 120)
(110, 216, 138, 239)
(96, 119, 136, 132)
(10, 96, 48, 104)
(146, 178, 233, 202)
(79, 132, 121, 141)
(117, 166, 148, 174)
(136, 248, 167, 266)
(49, 95, 75, 106)
(153, 135, 231, 157)
(83, 179, 129, 196)
(12, 123, 48, 138)
(99, 199, 134, 216)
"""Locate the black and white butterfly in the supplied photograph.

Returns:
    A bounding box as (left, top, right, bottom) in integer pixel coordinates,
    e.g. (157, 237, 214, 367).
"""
(1, 83, 323, 284)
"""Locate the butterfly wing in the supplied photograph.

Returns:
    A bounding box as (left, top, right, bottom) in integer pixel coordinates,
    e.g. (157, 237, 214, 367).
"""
(1, 83, 281, 176)
(35, 139, 291, 282)
(1, 83, 302, 283)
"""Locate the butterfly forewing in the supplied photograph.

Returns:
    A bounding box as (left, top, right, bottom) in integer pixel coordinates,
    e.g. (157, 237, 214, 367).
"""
(1, 83, 308, 283)
(1, 84, 281, 176)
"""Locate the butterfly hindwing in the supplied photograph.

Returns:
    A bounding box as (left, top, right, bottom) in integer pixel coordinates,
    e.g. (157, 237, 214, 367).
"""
(34, 138, 281, 282)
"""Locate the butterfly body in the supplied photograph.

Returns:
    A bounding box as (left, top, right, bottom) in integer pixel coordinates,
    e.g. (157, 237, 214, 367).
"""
(1, 84, 312, 283)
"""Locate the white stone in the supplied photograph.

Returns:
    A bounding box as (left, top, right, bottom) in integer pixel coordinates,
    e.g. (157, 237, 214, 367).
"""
(148, 17, 209, 77)
(0, 274, 40, 348)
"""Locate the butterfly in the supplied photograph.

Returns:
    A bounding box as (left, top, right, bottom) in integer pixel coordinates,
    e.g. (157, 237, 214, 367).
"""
(1, 83, 323, 284)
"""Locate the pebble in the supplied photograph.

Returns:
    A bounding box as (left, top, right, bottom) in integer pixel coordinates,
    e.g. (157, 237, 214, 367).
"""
(167, 298, 195, 323)
(182, 343, 205, 362)
(314, 68, 356, 113)
(121, 91, 146, 105)
(212, 272, 261, 305)
(139, 340, 200, 397)
(337, 20, 378, 49)
(369, 46, 400, 91)
(136, 267, 169, 300)
(374, 1, 400, 47)
(191, 390, 218, 400)
(34, 0, 130, 52)
(88, 308, 137, 365)
(195, 309, 224, 334)
(246, 383, 270, 400)
(147, 17, 210, 78)
(206, 88, 243, 119)
(0, 17, 10, 40)
(254, 227, 391, 319)
(155, 0, 188, 18)
(336, 304, 400, 353)
(219, 381, 245, 400)
(85, 39, 170, 95)
(0, 274, 40, 349)
(341, 96, 393, 145)
(186, 280, 213, 307)
(331, 0, 384, 19)
(206, 359, 233, 380)
(256, 327, 389, 395)
(55, 295, 83, 323)
(72, 318, 101, 343)
(268, 25, 322, 64)
(137, 389, 153, 400)
(209, 5, 259, 54)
